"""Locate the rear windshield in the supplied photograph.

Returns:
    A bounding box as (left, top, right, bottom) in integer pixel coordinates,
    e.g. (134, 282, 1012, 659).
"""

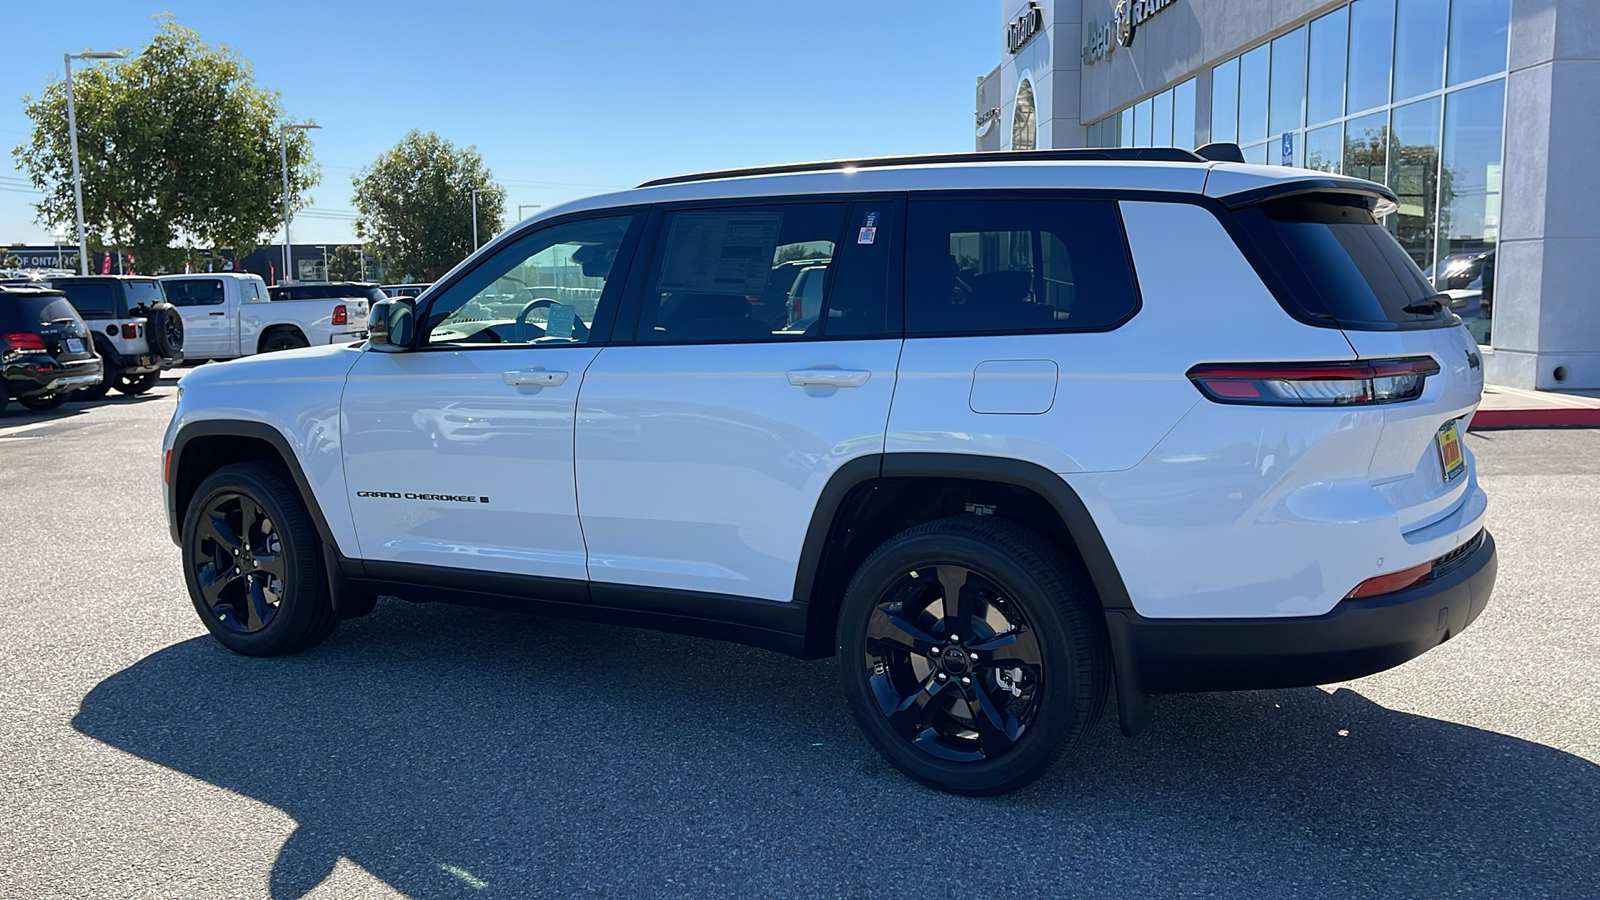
(0, 293, 79, 330)
(124, 280, 166, 310)
(164, 278, 225, 306)
(1232, 194, 1455, 330)
(55, 282, 117, 318)
(269, 284, 384, 303)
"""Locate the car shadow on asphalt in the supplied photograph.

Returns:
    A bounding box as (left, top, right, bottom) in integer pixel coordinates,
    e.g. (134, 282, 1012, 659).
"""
(73, 601, 1600, 898)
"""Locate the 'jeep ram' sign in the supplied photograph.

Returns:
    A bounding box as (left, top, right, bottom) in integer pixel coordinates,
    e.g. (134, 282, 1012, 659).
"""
(1083, 0, 1180, 64)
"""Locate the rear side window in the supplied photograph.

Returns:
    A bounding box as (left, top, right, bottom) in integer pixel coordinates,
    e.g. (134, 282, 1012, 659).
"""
(905, 198, 1140, 334)
(1231, 194, 1453, 330)
(0, 294, 78, 329)
(55, 282, 116, 318)
(637, 203, 844, 342)
(165, 279, 225, 306)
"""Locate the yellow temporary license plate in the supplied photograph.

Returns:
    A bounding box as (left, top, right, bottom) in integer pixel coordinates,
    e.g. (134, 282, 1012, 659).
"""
(1436, 420, 1465, 483)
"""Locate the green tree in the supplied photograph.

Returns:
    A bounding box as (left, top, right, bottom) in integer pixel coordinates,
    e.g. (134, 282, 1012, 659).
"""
(351, 130, 503, 281)
(12, 17, 318, 272)
(326, 245, 366, 281)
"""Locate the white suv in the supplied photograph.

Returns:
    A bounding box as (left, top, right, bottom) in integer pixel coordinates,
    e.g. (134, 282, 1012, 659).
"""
(162, 146, 1496, 794)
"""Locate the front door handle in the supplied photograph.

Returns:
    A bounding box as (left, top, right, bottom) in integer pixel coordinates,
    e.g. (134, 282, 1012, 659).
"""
(504, 369, 568, 387)
(208, 312, 226, 316)
(786, 368, 871, 388)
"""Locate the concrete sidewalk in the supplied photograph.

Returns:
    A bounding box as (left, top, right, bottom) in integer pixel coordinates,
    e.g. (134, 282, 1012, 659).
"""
(1472, 384, 1600, 429)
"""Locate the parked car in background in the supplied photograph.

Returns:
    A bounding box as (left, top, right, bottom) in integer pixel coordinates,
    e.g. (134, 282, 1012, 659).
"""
(381, 283, 433, 299)
(160, 273, 370, 360)
(0, 284, 102, 413)
(49, 275, 183, 399)
(1426, 249, 1494, 345)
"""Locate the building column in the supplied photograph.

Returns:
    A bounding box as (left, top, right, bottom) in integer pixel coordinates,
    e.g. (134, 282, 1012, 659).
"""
(1486, 0, 1600, 389)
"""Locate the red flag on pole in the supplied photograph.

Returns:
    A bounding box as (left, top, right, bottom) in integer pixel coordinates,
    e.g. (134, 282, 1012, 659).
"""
(126, 254, 135, 275)
(269, 262, 276, 286)
(100, 252, 111, 274)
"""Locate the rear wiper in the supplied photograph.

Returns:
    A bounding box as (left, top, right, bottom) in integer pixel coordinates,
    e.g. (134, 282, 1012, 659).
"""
(1401, 294, 1447, 315)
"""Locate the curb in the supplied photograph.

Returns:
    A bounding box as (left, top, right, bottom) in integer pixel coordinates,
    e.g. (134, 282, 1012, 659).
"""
(1470, 408, 1600, 430)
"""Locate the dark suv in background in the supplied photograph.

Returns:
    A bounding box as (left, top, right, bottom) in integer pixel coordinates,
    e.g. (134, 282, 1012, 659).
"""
(0, 285, 102, 413)
(267, 282, 388, 304)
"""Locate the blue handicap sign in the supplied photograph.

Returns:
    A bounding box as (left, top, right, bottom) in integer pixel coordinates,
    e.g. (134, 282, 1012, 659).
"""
(1281, 131, 1294, 165)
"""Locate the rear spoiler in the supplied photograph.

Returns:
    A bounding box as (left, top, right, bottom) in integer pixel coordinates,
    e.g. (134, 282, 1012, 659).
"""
(1205, 172, 1400, 218)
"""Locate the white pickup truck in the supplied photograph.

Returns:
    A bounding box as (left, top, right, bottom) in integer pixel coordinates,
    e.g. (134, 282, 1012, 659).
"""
(158, 274, 373, 360)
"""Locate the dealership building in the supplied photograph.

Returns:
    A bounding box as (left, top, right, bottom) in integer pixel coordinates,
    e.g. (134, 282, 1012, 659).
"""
(977, 0, 1598, 390)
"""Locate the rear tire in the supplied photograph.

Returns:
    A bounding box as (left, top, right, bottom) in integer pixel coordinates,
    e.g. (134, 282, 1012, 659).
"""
(181, 461, 338, 656)
(260, 329, 309, 353)
(113, 371, 159, 395)
(70, 378, 110, 401)
(837, 515, 1110, 795)
(17, 393, 66, 411)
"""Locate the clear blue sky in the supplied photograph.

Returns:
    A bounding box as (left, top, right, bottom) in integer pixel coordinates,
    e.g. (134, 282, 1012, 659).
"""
(1, 0, 994, 248)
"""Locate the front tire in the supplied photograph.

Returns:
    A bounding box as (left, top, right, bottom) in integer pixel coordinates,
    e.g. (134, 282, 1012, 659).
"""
(837, 516, 1110, 795)
(181, 461, 338, 656)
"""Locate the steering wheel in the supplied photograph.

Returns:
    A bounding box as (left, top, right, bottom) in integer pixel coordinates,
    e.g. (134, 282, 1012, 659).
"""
(514, 297, 589, 342)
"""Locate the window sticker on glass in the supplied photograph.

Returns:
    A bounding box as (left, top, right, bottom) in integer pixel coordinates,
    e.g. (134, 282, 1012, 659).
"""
(544, 303, 577, 339)
(864, 211, 879, 227)
(657, 211, 783, 295)
(857, 227, 877, 245)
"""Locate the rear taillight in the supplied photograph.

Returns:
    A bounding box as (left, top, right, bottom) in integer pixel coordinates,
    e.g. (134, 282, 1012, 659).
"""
(1187, 357, 1440, 406)
(1346, 561, 1433, 599)
(791, 294, 802, 322)
(3, 332, 47, 353)
(121, 323, 139, 339)
(332, 304, 348, 326)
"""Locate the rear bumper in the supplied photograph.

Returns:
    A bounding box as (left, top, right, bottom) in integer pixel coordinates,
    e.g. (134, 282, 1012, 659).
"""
(3, 358, 103, 397)
(1106, 530, 1497, 693)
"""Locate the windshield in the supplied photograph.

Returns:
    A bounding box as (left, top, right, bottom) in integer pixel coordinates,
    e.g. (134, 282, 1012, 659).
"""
(1233, 194, 1455, 330)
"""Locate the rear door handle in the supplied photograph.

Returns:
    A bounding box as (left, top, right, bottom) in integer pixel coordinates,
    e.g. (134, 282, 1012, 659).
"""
(208, 312, 226, 316)
(504, 369, 568, 387)
(786, 368, 871, 388)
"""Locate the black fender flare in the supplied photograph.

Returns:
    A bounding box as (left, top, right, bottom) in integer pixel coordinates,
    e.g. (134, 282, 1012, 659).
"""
(168, 419, 373, 618)
(792, 452, 1133, 610)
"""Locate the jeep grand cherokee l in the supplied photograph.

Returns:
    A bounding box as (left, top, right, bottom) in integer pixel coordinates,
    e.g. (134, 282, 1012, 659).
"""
(163, 145, 1496, 794)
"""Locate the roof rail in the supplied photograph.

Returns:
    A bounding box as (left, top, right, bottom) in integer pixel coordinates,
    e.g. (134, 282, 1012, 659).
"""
(637, 146, 1212, 189)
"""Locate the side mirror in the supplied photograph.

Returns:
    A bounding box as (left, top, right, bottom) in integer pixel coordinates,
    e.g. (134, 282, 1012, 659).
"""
(367, 298, 415, 352)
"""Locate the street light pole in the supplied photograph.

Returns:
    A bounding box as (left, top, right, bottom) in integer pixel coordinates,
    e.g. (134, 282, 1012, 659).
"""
(517, 204, 542, 221)
(64, 49, 127, 276)
(279, 121, 321, 284)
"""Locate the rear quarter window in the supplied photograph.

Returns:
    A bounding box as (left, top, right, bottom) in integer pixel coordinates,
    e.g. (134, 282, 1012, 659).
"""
(124, 280, 166, 309)
(1230, 194, 1454, 330)
(164, 279, 225, 306)
(904, 197, 1140, 335)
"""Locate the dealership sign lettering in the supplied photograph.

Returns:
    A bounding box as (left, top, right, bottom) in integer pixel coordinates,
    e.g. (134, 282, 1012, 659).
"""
(1084, 0, 1179, 65)
(1006, 2, 1044, 55)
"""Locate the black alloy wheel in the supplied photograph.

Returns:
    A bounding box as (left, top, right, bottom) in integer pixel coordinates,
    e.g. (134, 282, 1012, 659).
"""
(861, 564, 1045, 764)
(838, 516, 1109, 795)
(191, 490, 289, 634)
(17, 393, 66, 411)
(113, 371, 159, 395)
(182, 462, 338, 655)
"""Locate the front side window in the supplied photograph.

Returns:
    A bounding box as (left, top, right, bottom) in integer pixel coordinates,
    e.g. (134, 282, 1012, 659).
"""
(905, 198, 1140, 335)
(424, 214, 635, 346)
(636, 203, 850, 343)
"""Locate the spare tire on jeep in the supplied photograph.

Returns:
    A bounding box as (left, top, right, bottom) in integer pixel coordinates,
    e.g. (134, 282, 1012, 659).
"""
(146, 303, 184, 357)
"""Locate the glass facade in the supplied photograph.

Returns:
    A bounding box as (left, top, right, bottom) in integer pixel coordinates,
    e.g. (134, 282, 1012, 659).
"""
(1196, 0, 1508, 343)
(1084, 77, 1198, 150)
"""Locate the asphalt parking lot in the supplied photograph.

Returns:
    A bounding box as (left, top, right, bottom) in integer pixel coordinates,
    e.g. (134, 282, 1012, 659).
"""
(0, 378, 1596, 899)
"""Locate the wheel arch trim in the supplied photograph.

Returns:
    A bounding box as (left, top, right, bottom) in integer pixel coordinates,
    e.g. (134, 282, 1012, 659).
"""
(793, 452, 1134, 612)
(167, 419, 350, 571)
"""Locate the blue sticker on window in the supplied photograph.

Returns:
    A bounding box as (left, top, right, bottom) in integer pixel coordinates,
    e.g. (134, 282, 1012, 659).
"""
(863, 211, 879, 227)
